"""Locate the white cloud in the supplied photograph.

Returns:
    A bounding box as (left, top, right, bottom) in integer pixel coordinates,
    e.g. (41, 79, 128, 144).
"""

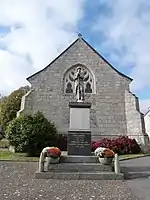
(0, 0, 85, 95)
(94, 0, 150, 92)
(0, 50, 31, 94)
(93, 0, 150, 113)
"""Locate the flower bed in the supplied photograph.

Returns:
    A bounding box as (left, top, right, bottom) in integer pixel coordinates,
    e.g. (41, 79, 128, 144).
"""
(92, 136, 141, 155)
(55, 135, 141, 155)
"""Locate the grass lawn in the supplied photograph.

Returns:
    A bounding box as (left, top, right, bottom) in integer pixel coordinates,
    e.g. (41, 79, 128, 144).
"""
(119, 153, 150, 160)
(0, 151, 39, 162)
(0, 151, 150, 162)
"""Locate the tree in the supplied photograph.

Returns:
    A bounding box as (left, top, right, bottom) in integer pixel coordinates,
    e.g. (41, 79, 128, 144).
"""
(0, 86, 30, 131)
(6, 111, 58, 156)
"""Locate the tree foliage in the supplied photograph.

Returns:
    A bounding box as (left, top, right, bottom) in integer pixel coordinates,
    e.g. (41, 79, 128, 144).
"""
(0, 86, 30, 131)
(6, 111, 58, 156)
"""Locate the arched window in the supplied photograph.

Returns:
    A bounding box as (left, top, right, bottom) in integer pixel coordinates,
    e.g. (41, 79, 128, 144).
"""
(85, 82, 92, 93)
(66, 82, 73, 93)
(63, 64, 95, 94)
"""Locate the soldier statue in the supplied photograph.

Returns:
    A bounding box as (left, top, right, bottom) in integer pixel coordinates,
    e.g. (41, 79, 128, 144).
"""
(74, 66, 84, 102)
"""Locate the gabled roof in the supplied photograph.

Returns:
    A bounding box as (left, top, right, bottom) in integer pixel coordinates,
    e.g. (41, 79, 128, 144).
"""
(27, 36, 133, 81)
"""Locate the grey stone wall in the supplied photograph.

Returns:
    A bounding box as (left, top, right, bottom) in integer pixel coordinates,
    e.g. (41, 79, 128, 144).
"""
(18, 38, 147, 144)
(17, 89, 34, 117)
(125, 90, 148, 145)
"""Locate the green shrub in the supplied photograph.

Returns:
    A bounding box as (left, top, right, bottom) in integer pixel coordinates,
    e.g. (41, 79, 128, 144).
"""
(6, 111, 58, 156)
(0, 86, 30, 132)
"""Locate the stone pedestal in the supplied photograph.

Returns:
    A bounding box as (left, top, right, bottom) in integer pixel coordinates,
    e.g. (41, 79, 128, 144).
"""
(68, 102, 91, 156)
(68, 130, 91, 156)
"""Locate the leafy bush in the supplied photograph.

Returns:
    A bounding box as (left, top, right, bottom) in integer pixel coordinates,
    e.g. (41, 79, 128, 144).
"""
(92, 136, 141, 155)
(6, 111, 58, 156)
(0, 86, 30, 131)
(57, 134, 67, 151)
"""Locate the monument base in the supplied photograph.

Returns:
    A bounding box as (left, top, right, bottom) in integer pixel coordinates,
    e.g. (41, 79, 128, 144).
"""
(68, 101, 92, 156)
(67, 130, 91, 156)
(35, 152, 124, 180)
(35, 171, 124, 180)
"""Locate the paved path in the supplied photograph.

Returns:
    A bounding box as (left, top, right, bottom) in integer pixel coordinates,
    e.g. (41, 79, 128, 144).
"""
(121, 156, 150, 200)
(0, 161, 137, 200)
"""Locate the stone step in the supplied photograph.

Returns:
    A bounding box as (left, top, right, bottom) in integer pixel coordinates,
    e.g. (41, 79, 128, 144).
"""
(46, 163, 113, 172)
(60, 155, 99, 163)
(35, 171, 124, 180)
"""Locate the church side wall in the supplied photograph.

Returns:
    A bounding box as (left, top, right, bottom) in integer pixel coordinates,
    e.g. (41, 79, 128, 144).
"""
(17, 89, 34, 117)
(125, 90, 149, 145)
(144, 114, 150, 140)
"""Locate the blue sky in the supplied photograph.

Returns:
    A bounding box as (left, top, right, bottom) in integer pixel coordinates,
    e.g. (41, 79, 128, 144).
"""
(0, 0, 150, 112)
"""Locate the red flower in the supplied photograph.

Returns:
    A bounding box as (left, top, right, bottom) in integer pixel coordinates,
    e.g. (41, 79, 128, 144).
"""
(47, 147, 61, 158)
(91, 135, 141, 154)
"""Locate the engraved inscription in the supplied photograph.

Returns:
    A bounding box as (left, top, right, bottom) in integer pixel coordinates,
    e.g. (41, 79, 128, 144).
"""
(67, 132, 91, 156)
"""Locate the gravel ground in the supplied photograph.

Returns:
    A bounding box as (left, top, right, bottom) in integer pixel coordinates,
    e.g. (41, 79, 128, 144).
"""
(0, 162, 138, 200)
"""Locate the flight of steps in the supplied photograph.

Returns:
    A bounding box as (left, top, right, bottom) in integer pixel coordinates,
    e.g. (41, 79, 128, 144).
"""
(35, 155, 124, 180)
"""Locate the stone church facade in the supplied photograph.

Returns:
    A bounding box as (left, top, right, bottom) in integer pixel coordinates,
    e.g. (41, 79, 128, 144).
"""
(18, 36, 148, 145)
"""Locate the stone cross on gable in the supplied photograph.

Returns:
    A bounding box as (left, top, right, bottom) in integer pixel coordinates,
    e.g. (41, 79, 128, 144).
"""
(78, 33, 82, 38)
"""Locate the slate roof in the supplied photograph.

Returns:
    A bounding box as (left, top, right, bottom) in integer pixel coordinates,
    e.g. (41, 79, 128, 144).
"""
(27, 36, 133, 81)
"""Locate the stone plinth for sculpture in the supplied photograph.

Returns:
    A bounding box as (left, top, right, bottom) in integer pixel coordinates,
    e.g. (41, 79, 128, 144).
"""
(68, 102, 91, 156)
(67, 67, 91, 156)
